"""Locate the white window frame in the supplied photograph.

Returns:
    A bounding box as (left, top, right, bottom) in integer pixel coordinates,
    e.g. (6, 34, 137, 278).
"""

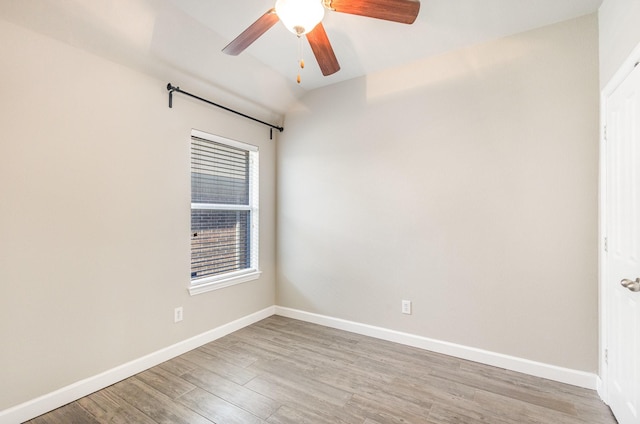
(189, 129, 260, 296)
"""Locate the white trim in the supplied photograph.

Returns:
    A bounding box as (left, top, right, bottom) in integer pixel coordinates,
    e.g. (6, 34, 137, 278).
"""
(602, 45, 640, 96)
(1, 304, 602, 423)
(597, 376, 607, 405)
(188, 269, 262, 295)
(598, 85, 610, 404)
(0, 306, 275, 424)
(189, 129, 260, 295)
(598, 39, 640, 406)
(191, 129, 258, 151)
(274, 306, 598, 390)
(191, 203, 252, 211)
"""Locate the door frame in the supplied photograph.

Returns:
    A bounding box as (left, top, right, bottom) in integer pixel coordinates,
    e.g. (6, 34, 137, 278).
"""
(598, 40, 640, 404)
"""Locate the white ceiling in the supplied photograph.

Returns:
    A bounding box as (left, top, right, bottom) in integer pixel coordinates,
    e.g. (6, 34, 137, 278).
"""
(0, 0, 602, 115)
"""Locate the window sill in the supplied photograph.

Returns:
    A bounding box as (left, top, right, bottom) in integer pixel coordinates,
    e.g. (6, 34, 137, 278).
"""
(189, 269, 262, 296)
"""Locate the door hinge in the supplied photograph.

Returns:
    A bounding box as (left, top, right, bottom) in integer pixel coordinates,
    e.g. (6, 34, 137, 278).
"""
(604, 236, 608, 252)
(604, 125, 607, 142)
(605, 348, 608, 365)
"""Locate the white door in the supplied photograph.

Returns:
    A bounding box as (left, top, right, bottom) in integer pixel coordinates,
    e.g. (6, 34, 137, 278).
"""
(605, 62, 640, 424)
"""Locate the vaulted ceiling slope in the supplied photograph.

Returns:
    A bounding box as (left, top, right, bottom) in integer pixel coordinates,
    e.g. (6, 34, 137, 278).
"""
(0, 0, 602, 115)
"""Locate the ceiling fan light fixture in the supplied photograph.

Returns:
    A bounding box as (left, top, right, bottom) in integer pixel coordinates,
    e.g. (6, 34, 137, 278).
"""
(275, 0, 325, 35)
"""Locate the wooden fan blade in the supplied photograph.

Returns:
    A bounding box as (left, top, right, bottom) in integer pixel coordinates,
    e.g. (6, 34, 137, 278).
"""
(328, 0, 420, 24)
(306, 23, 340, 76)
(222, 9, 279, 55)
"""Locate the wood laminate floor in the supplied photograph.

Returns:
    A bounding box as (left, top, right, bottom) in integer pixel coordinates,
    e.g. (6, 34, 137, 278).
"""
(27, 316, 616, 423)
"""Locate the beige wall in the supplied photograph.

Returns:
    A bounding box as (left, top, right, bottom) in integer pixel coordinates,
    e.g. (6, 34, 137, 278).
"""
(277, 14, 600, 372)
(0, 19, 276, 410)
(599, 0, 640, 87)
(0, 8, 605, 413)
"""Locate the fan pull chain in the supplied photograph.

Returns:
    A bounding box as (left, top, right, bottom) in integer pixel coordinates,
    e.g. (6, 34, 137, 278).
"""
(297, 35, 304, 84)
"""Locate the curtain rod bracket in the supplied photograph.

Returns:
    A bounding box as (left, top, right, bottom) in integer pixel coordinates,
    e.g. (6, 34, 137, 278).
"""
(166, 83, 179, 108)
(166, 83, 283, 139)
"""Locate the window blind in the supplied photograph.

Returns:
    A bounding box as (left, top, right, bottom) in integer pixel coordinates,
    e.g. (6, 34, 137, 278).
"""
(191, 210, 250, 278)
(191, 137, 252, 280)
(191, 137, 249, 205)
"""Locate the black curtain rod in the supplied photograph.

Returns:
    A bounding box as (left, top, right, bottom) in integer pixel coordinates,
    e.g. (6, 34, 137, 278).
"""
(166, 83, 284, 139)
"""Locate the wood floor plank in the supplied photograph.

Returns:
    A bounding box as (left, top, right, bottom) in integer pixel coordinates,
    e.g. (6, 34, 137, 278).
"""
(574, 400, 618, 423)
(198, 341, 259, 368)
(77, 390, 157, 424)
(455, 358, 612, 421)
(345, 392, 432, 423)
(107, 378, 211, 424)
(248, 376, 362, 423)
(459, 358, 595, 402)
(302, 356, 464, 417)
(181, 348, 257, 385)
(428, 397, 522, 424)
(156, 355, 199, 377)
(226, 329, 301, 359)
(25, 401, 100, 424)
(266, 404, 359, 424)
(431, 364, 579, 416)
(473, 389, 595, 424)
(135, 367, 197, 400)
(246, 371, 353, 408)
(28, 316, 616, 424)
(181, 365, 280, 419)
(272, 335, 359, 368)
(305, 359, 394, 396)
(176, 387, 265, 424)
(265, 405, 338, 424)
(256, 320, 360, 354)
(221, 339, 297, 364)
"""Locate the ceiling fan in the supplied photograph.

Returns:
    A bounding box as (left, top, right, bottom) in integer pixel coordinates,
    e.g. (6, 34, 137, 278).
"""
(222, 0, 421, 80)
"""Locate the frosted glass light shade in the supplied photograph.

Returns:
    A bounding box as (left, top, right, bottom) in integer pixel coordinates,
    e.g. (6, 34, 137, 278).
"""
(275, 0, 325, 35)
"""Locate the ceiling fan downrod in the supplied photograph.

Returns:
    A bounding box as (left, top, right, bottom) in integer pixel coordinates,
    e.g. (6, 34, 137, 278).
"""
(322, 0, 335, 11)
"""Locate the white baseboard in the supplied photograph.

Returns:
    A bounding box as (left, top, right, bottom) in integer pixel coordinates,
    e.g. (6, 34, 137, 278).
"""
(1, 304, 599, 423)
(597, 376, 608, 404)
(0, 306, 275, 424)
(274, 306, 598, 390)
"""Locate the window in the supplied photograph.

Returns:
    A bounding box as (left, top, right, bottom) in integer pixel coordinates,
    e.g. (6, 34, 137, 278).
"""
(190, 130, 260, 295)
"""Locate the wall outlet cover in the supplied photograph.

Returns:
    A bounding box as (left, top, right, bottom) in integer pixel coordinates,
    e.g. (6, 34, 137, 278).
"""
(174, 307, 183, 323)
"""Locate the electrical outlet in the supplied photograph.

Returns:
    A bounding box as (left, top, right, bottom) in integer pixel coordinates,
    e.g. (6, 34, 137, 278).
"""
(174, 307, 183, 323)
(402, 300, 412, 315)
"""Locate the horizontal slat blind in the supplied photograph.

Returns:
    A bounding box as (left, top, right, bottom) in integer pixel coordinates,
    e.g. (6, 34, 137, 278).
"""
(191, 210, 250, 278)
(191, 136, 252, 280)
(191, 136, 249, 205)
